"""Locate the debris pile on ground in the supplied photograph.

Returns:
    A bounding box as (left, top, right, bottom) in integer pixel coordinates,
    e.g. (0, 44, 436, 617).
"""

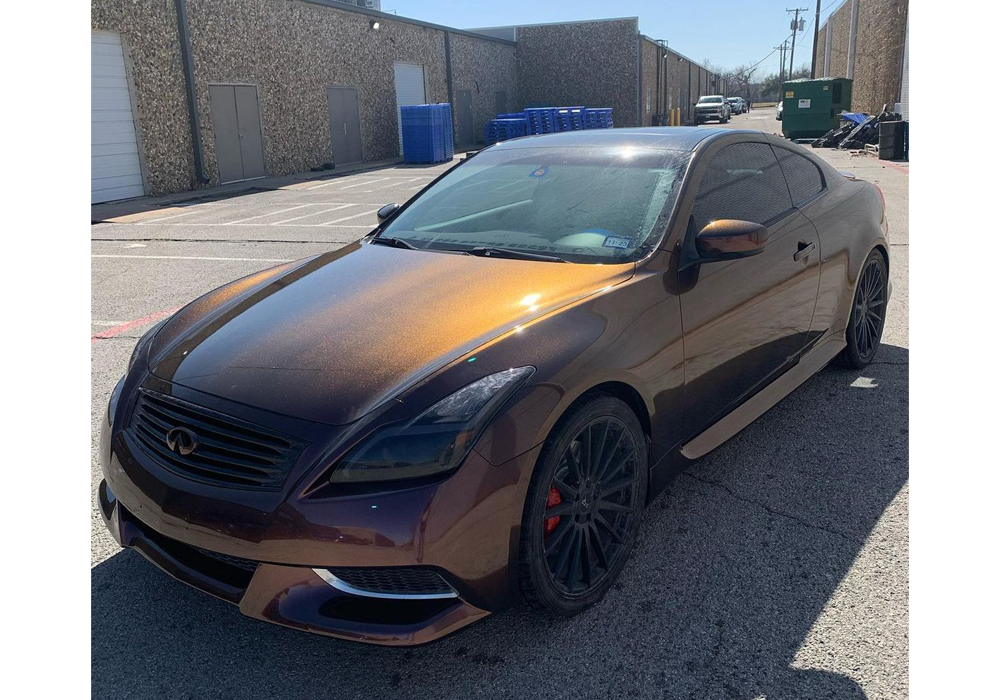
(812, 106, 902, 150)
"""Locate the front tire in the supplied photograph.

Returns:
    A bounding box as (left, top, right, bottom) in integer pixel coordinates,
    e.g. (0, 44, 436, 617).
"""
(837, 250, 888, 369)
(518, 396, 648, 617)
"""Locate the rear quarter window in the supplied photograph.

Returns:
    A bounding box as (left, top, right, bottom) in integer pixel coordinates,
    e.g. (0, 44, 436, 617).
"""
(774, 148, 825, 206)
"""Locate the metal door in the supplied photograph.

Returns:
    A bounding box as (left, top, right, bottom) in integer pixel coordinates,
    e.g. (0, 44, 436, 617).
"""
(456, 89, 473, 145)
(327, 87, 363, 165)
(235, 86, 265, 179)
(209, 85, 243, 184)
(209, 84, 265, 184)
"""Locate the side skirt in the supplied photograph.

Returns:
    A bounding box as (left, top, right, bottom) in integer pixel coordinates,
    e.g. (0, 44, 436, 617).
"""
(678, 338, 847, 460)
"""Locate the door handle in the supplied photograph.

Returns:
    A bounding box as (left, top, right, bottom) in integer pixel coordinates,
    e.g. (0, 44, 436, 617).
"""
(793, 241, 816, 262)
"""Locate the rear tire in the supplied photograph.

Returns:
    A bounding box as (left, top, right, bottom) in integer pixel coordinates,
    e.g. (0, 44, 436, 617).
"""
(837, 249, 888, 369)
(518, 396, 648, 617)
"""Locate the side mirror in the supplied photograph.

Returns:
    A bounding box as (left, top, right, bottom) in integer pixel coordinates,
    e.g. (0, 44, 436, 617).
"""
(376, 202, 399, 223)
(695, 219, 768, 262)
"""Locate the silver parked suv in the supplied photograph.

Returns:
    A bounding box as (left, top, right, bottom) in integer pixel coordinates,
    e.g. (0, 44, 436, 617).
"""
(695, 95, 730, 124)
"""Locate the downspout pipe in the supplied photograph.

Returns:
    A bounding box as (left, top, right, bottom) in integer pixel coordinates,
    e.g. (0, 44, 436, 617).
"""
(847, 0, 860, 80)
(174, 0, 210, 185)
(444, 32, 454, 110)
(636, 32, 642, 127)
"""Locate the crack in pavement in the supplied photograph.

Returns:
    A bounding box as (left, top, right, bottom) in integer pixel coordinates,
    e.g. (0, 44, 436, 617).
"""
(680, 471, 865, 545)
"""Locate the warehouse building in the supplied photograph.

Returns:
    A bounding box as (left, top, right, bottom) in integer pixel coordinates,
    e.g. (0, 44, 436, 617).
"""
(814, 0, 908, 117)
(91, 1, 724, 203)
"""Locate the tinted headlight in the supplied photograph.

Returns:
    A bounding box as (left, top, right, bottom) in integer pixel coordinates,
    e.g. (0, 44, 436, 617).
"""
(127, 318, 169, 372)
(330, 367, 534, 483)
(107, 375, 125, 425)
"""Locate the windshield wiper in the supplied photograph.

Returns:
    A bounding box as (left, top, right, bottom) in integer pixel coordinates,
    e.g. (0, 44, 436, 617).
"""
(464, 246, 567, 263)
(369, 236, 418, 250)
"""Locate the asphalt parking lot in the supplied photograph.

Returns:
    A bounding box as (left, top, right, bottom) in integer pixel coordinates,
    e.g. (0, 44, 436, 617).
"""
(91, 111, 908, 699)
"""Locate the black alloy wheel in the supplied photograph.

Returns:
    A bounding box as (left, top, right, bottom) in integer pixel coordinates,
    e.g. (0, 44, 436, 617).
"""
(519, 396, 647, 616)
(839, 250, 888, 368)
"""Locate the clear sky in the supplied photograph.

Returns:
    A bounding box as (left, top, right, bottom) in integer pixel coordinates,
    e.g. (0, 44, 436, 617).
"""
(385, 0, 849, 78)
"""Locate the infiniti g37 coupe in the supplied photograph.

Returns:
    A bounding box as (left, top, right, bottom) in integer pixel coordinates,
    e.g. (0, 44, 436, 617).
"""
(99, 128, 890, 645)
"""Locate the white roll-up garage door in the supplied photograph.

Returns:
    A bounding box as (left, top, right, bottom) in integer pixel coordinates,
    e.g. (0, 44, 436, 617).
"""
(393, 62, 426, 157)
(92, 31, 145, 203)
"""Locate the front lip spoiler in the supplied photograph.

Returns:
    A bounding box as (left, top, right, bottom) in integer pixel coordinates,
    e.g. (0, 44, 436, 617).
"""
(100, 484, 490, 646)
(312, 568, 459, 600)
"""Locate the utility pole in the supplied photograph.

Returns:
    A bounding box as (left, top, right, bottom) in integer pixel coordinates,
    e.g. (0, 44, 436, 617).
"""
(787, 7, 808, 80)
(776, 40, 788, 88)
(810, 0, 821, 78)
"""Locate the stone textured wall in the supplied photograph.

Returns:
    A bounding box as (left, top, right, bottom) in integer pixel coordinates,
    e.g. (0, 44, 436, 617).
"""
(640, 38, 659, 125)
(665, 50, 691, 121)
(817, 0, 908, 114)
(449, 32, 517, 143)
(91, 0, 193, 195)
(186, 0, 448, 185)
(91, 0, 514, 193)
(815, 23, 828, 77)
(91, 1, 731, 198)
(515, 19, 640, 127)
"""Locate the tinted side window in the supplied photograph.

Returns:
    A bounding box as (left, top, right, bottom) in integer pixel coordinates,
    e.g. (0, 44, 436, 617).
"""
(775, 148, 825, 206)
(691, 142, 793, 232)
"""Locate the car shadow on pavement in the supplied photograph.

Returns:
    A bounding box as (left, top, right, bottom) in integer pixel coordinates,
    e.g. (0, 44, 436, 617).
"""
(92, 345, 908, 700)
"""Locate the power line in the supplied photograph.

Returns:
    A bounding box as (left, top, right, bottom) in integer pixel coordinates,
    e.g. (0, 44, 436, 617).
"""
(747, 32, 794, 73)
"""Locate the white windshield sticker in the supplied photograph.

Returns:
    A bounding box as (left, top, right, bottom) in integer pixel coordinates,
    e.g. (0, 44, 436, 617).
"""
(603, 236, 632, 249)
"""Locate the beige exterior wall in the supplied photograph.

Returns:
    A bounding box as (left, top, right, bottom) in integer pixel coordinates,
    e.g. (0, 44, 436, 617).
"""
(91, 0, 194, 195)
(91, 0, 516, 194)
(817, 0, 907, 114)
(515, 19, 640, 127)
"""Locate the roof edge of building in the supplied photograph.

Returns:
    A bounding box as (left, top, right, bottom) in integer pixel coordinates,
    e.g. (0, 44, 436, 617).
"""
(298, 0, 517, 45)
(468, 16, 640, 32)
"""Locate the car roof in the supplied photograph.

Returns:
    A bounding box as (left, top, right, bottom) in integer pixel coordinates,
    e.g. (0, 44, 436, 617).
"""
(488, 127, 734, 152)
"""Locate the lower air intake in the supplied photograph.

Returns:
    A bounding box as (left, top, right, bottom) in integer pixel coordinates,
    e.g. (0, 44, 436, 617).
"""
(322, 567, 456, 599)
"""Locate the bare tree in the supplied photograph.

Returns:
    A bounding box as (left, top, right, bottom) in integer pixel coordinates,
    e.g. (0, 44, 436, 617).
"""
(724, 63, 758, 102)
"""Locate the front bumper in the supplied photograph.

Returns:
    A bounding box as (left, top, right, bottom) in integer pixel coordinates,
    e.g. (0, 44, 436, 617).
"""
(99, 482, 489, 645)
(98, 384, 543, 646)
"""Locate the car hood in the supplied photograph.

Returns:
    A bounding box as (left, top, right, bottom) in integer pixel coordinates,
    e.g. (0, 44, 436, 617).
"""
(148, 242, 634, 425)
(696, 104, 722, 110)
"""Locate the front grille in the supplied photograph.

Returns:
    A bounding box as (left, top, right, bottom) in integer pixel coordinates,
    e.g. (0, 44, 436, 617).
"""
(191, 545, 260, 574)
(326, 567, 455, 597)
(127, 388, 305, 490)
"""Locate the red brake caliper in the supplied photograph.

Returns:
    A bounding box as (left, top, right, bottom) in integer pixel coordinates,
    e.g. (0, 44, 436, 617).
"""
(544, 486, 562, 537)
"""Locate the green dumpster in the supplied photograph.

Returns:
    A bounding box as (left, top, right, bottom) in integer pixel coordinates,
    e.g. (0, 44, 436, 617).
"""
(781, 78, 852, 140)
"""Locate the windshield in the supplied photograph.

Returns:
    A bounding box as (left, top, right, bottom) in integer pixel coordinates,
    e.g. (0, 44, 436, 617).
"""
(727, 98, 739, 102)
(377, 146, 691, 264)
(698, 96, 723, 104)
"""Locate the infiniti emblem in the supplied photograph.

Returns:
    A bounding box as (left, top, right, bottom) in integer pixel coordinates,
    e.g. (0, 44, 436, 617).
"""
(165, 426, 199, 456)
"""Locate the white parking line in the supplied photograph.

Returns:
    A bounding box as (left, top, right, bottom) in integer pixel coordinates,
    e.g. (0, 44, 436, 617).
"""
(362, 177, 425, 192)
(337, 177, 390, 190)
(92, 255, 293, 262)
(269, 204, 355, 225)
(224, 204, 313, 225)
(318, 208, 381, 226)
(139, 207, 216, 224)
(305, 176, 390, 191)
